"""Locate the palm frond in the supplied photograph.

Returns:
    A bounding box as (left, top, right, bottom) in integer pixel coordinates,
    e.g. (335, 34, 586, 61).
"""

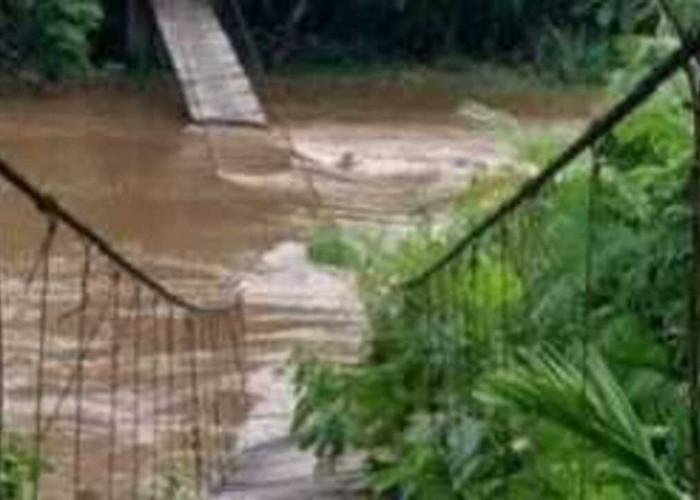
(477, 347, 685, 499)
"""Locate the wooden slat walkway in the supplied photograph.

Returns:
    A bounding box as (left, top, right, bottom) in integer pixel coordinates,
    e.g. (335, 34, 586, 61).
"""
(149, 0, 267, 126)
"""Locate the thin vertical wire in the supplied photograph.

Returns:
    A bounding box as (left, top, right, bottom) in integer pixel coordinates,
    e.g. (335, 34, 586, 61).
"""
(223, 309, 243, 461)
(455, 253, 472, 405)
(150, 297, 161, 496)
(234, 298, 248, 403)
(424, 273, 437, 439)
(517, 203, 536, 346)
(218, 315, 233, 470)
(220, 304, 244, 433)
(32, 220, 56, 500)
(425, 271, 437, 415)
(210, 317, 225, 486)
(470, 242, 483, 403)
(581, 149, 603, 499)
(466, 244, 479, 401)
(209, 317, 222, 487)
(499, 221, 511, 500)
(131, 286, 143, 500)
(688, 68, 700, 500)
(221, 314, 235, 477)
(73, 243, 92, 496)
(166, 306, 176, 468)
(420, 275, 432, 414)
(443, 259, 461, 440)
(481, 241, 497, 372)
(186, 317, 203, 499)
(214, 317, 226, 486)
(107, 272, 121, 500)
(199, 317, 215, 490)
(439, 265, 454, 411)
(518, 202, 541, 497)
(499, 222, 511, 368)
(580, 147, 602, 500)
(0, 261, 4, 491)
(197, 318, 210, 489)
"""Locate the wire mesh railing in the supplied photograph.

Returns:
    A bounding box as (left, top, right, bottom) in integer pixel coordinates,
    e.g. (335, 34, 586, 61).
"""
(0, 154, 247, 499)
(391, 31, 700, 497)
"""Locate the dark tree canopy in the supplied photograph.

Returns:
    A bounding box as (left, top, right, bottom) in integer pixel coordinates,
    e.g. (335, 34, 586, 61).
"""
(0, 0, 674, 81)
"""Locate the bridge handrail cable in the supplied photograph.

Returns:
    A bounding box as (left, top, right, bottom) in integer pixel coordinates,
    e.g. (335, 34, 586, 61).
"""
(403, 30, 700, 289)
(0, 155, 232, 314)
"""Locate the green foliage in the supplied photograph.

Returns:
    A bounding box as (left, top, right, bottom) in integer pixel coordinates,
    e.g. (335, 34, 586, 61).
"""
(34, 0, 103, 80)
(479, 348, 683, 499)
(0, 436, 43, 499)
(0, 0, 103, 81)
(601, 89, 691, 171)
(237, 0, 651, 78)
(292, 358, 358, 460)
(291, 72, 697, 498)
(307, 226, 367, 270)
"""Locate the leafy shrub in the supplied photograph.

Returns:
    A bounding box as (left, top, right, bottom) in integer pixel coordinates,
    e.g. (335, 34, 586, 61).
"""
(34, 0, 103, 80)
(601, 89, 691, 171)
(292, 81, 696, 497)
(0, 436, 42, 499)
(292, 358, 358, 461)
(308, 226, 367, 270)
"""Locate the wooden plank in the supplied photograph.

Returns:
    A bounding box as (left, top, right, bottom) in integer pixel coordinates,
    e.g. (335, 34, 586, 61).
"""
(149, 0, 267, 126)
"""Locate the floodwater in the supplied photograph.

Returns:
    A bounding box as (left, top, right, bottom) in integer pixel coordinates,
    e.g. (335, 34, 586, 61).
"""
(0, 84, 298, 272)
(0, 75, 600, 268)
(0, 74, 601, 498)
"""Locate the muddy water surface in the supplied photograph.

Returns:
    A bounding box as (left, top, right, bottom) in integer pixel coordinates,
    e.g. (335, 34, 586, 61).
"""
(0, 85, 296, 271)
(0, 75, 601, 498)
(0, 75, 601, 265)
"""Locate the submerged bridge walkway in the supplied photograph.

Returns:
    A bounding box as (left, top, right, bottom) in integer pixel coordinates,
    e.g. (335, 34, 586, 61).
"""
(149, 0, 267, 126)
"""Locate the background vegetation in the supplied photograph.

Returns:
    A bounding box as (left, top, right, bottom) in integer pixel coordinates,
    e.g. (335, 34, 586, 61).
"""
(239, 0, 650, 76)
(0, 0, 679, 82)
(0, 0, 103, 81)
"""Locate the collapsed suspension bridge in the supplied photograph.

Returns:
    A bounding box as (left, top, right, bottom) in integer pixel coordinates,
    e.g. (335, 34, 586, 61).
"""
(1, 5, 700, 500)
(150, 0, 267, 126)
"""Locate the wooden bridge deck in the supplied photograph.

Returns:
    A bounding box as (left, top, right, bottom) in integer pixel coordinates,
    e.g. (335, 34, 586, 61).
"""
(149, 0, 267, 126)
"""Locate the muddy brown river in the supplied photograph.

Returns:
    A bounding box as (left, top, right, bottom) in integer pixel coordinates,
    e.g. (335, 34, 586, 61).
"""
(0, 73, 600, 498)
